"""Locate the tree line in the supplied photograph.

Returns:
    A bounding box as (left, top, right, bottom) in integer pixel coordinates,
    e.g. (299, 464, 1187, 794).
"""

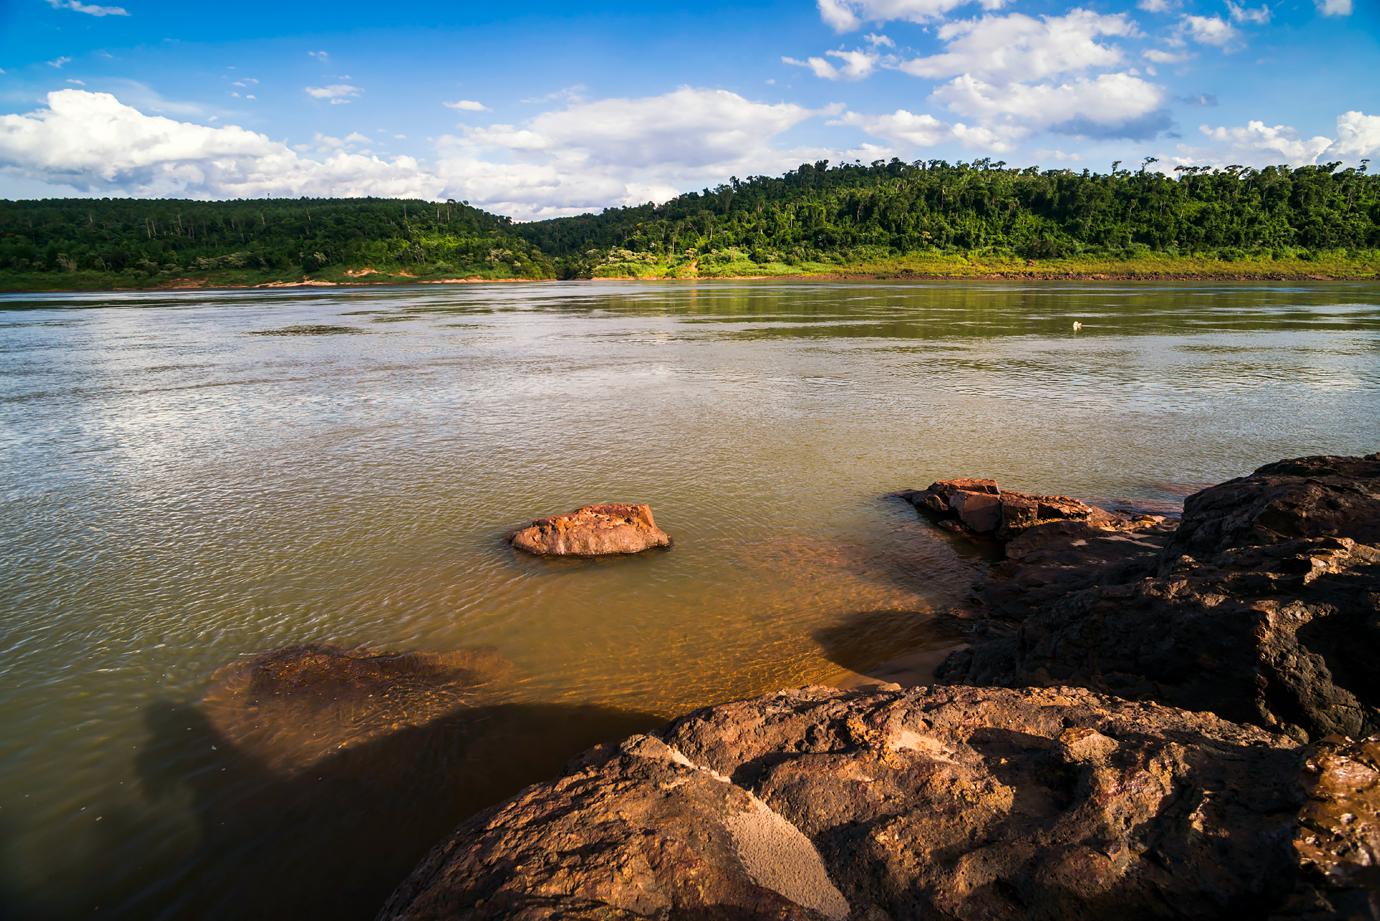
(516, 158, 1380, 276)
(1, 159, 1376, 286)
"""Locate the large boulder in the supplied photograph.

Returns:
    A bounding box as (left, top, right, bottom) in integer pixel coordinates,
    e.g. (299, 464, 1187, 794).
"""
(380, 685, 1374, 921)
(511, 503, 671, 557)
(903, 478, 1129, 540)
(940, 454, 1380, 741)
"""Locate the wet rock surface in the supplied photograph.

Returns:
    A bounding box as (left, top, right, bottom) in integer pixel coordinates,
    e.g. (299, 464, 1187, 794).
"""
(510, 503, 671, 557)
(379, 684, 1379, 921)
(940, 454, 1380, 742)
(903, 477, 1127, 540)
(1285, 735, 1380, 918)
(202, 643, 511, 772)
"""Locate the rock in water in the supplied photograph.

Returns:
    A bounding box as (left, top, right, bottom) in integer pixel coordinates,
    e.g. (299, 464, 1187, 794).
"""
(380, 685, 1373, 921)
(940, 454, 1380, 741)
(202, 643, 510, 773)
(903, 478, 1125, 540)
(510, 503, 671, 557)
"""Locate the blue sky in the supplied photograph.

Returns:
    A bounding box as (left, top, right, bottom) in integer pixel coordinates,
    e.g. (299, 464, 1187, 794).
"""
(0, 0, 1376, 217)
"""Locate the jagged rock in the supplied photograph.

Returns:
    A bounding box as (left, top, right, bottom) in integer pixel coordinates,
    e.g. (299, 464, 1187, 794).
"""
(202, 643, 510, 772)
(379, 684, 1374, 921)
(940, 454, 1380, 742)
(510, 503, 671, 557)
(903, 478, 1125, 540)
(981, 517, 1177, 618)
(1282, 735, 1380, 918)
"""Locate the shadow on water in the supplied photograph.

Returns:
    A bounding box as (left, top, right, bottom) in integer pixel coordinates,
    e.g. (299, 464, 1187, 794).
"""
(99, 698, 663, 921)
(814, 610, 970, 687)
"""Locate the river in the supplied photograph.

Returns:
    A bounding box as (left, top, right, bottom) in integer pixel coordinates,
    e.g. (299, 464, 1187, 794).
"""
(1, 280, 1377, 918)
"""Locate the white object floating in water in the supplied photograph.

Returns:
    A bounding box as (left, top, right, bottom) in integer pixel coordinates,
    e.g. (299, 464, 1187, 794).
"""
(1072, 321, 1084, 331)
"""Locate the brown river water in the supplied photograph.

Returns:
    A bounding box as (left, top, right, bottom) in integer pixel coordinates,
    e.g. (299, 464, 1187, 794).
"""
(1, 280, 1377, 919)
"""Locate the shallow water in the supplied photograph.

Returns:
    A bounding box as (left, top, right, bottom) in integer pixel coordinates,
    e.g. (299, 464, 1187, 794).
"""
(1, 280, 1377, 919)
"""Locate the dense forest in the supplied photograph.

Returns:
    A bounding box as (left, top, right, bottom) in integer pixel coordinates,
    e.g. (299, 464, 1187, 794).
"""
(518, 159, 1380, 278)
(2, 159, 1378, 289)
(0, 197, 554, 289)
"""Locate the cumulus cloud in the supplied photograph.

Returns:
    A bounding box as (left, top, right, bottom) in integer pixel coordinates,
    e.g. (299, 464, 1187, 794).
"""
(1226, 2, 1271, 24)
(46, 0, 129, 16)
(1137, 0, 1178, 12)
(783, 49, 882, 80)
(1193, 120, 1333, 164)
(1168, 112, 1380, 167)
(1329, 111, 1380, 158)
(932, 71, 1168, 139)
(1180, 15, 1238, 47)
(443, 99, 489, 112)
(817, 0, 1005, 32)
(420, 88, 836, 218)
(1316, 0, 1351, 14)
(0, 88, 837, 221)
(305, 84, 361, 104)
(1144, 48, 1189, 64)
(0, 91, 438, 198)
(838, 108, 1013, 151)
(898, 10, 1137, 83)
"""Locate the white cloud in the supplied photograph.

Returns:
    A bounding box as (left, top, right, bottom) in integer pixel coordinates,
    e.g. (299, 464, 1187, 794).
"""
(308, 50, 329, 60)
(1328, 111, 1380, 158)
(0, 90, 438, 198)
(0, 87, 836, 221)
(1226, 2, 1271, 24)
(231, 78, 258, 88)
(1180, 15, 1238, 47)
(66, 78, 86, 86)
(443, 99, 489, 112)
(865, 33, 894, 47)
(932, 71, 1167, 138)
(305, 84, 361, 105)
(783, 49, 881, 80)
(1143, 48, 1189, 64)
(48, 56, 73, 69)
(838, 108, 1014, 150)
(817, 0, 1006, 32)
(1196, 120, 1333, 164)
(899, 10, 1137, 83)
(1172, 111, 1379, 167)
(440, 88, 836, 218)
(1137, 0, 1178, 12)
(46, 0, 128, 16)
(1316, 0, 1351, 14)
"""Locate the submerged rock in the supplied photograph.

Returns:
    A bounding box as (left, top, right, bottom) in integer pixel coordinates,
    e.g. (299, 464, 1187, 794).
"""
(381, 684, 1377, 921)
(510, 503, 671, 557)
(903, 477, 1127, 540)
(940, 454, 1380, 741)
(202, 643, 510, 772)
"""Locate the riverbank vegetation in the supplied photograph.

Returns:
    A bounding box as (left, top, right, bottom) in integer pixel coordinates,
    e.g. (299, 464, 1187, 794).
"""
(3, 160, 1378, 290)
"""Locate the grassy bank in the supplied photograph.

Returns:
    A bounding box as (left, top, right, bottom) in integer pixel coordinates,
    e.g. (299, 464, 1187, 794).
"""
(2, 250, 1377, 293)
(585, 248, 1380, 281)
(0, 263, 552, 293)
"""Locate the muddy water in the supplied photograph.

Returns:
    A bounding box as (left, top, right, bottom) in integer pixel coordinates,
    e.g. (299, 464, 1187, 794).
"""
(1, 280, 1377, 918)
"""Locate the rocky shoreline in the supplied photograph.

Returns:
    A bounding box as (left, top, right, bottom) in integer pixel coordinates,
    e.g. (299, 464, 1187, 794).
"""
(377, 454, 1379, 920)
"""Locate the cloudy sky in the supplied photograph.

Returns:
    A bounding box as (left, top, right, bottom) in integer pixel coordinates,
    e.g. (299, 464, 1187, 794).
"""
(0, 0, 1376, 218)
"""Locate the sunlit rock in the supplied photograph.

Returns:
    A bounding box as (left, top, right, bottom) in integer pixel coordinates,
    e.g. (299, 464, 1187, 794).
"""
(382, 684, 1373, 920)
(510, 503, 671, 557)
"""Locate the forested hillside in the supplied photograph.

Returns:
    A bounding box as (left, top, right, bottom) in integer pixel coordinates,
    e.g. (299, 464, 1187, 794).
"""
(0, 198, 555, 289)
(517, 159, 1380, 278)
(2, 159, 1378, 290)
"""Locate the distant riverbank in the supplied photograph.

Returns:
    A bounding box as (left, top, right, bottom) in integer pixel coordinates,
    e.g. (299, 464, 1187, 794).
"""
(3, 250, 1379, 293)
